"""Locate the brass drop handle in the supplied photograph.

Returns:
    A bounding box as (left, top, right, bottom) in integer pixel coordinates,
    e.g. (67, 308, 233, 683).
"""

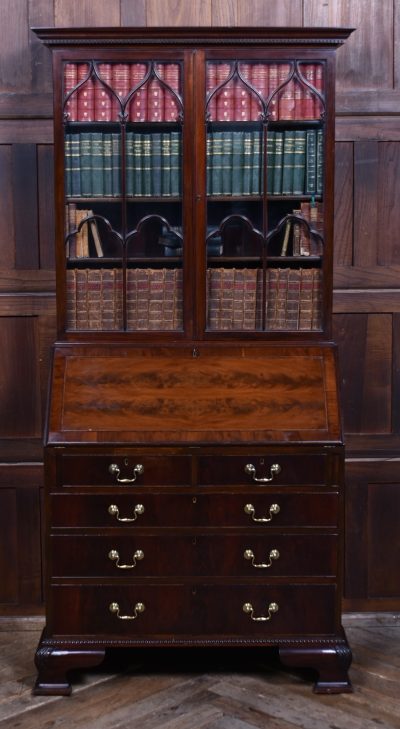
(109, 601, 145, 620)
(243, 601, 279, 622)
(108, 503, 145, 522)
(109, 463, 144, 484)
(244, 548, 280, 569)
(244, 503, 280, 523)
(108, 549, 144, 569)
(244, 463, 281, 483)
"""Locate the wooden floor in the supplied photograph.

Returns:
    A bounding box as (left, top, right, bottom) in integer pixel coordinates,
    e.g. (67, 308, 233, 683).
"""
(0, 614, 399, 729)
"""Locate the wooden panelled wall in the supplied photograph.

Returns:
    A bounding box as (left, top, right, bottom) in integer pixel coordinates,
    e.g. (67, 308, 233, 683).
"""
(0, 0, 399, 614)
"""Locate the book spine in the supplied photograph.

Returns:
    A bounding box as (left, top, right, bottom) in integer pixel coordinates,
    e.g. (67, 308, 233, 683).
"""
(250, 63, 267, 121)
(129, 63, 147, 122)
(91, 132, 104, 197)
(66, 269, 77, 329)
(151, 132, 162, 196)
(305, 129, 317, 195)
(314, 63, 324, 118)
(266, 130, 274, 195)
(80, 132, 92, 197)
(316, 129, 324, 195)
(64, 133, 72, 197)
(111, 133, 121, 196)
(272, 132, 284, 195)
(77, 64, 94, 122)
(206, 132, 212, 195)
(234, 67, 251, 121)
(133, 133, 143, 196)
(221, 130, 233, 195)
(311, 268, 323, 329)
(206, 62, 217, 121)
(286, 268, 301, 329)
(251, 129, 261, 195)
(281, 131, 295, 195)
(292, 130, 306, 195)
(147, 72, 164, 122)
(161, 132, 171, 196)
(125, 131, 134, 197)
(164, 63, 181, 121)
(103, 133, 113, 196)
(242, 131, 252, 195)
(278, 64, 295, 120)
(64, 63, 78, 121)
(232, 130, 243, 196)
(95, 63, 112, 121)
(301, 63, 316, 120)
(142, 133, 152, 196)
(268, 63, 279, 120)
(112, 63, 130, 121)
(216, 63, 233, 121)
(211, 131, 223, 196)
(299, 268, 314, 330)
(170, 131, 181, 196)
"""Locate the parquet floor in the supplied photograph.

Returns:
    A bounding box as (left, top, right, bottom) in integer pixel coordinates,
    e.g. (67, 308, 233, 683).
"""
(0, 614, 399, 729)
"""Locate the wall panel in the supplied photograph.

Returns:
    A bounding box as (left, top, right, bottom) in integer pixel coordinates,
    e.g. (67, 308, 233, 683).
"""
(55, 0, 120, 27)
(146, 0, 211, 26)
(237, 0, 302, 26)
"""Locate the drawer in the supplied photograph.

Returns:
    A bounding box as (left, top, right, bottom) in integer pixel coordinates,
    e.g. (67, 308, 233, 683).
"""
(50, 491, 338, 528)
(198, 454, 327, 486)
(50, 533, 337, 577)
(56, 454, 191, 487)
(49, 583, 337, 637)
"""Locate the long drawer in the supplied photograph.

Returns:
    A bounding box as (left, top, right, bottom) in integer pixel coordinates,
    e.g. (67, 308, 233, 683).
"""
(56, 454, 191, 487)
(49, 583, 337, 637)
(50, 533, 337, 577)
(198, 454, 327, 486)
(50, 491, 339, 529)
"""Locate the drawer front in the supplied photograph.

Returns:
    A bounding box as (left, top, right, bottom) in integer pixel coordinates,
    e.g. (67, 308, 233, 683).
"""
(198, 455, 327, 486)
(57, 454, 191, 487)
(51, 533, 337, 577)
(51, 491, 338, 528)
(49, 583, 337, 637)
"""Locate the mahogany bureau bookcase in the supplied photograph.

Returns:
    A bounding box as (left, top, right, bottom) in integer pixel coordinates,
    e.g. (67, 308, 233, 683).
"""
(32, 26, 353, 695)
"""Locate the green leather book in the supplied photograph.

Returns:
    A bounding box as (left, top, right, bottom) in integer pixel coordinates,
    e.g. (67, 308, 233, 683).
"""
(125, 131, 134, 196)
(111, 133, 121, 197)
(170, 131, 181, 196)
(305, 129, 317, 194)
(64, 133, 72, 197)
(91, 132, 104, 197)
(161, 132, 171, 196)
(211, 131, 223, 195)
(250, 130, 261, 195)
(266, 130, 274, 194)
(142, 133, 152, 196)
(316, 128, 324, 195)
(103, 133, 113, 196)
(80, 132, 92, 197)
(206, 132, 212, 195)
(221, 130, 233, 195)
(281, 131, 295, 195)
(242, 130, 252, 195)
(272, 131, 284, 194)
(132, 133, 142, 196)
(232, 131, 244, 196)
(151, 132, 162, 196)
(293, 130, 306, 194)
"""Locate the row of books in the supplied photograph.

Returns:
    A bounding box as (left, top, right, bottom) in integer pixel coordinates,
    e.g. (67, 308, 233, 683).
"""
(279, 202, 324, 257)
(64, 62, 181, 122)
(207, 267, 322, 331)
(66, 268, 183, 331)
(65, 265, 321, 332)
(207, 129, 323, 196)
(207, 62, 324, 122)
(65, 131, 182, 198)
(65, 205, 104, 258)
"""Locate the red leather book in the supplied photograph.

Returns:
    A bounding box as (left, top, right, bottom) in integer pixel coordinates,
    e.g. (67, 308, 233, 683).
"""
(301, 64, 316, 120)
(129, 63, 147, 122)
(147, 65, 164, 121)
(163, 63, 181, 122)
(111, 64, 130, 121)
(314, 63, 324, 118)
(216, 63, 233, 121)
(234, 65, 251, 121)
(250, 63, 267, 121)
(206, 63, 217, 121)
(95, 63, 112, 122)
(64, 63, 77, 121)
(77, 63, 94, 122)
(267, 63, 279, 120)
(277, 64, 294, 120)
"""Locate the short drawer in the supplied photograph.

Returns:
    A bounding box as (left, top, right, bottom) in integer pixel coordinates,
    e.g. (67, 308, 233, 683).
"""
(50, 533, 337, 578)
(198, 454, 327, 486)
(50, 491, 339, 528)
(49, 583, 337, 637)
(56, 454, 191, 487)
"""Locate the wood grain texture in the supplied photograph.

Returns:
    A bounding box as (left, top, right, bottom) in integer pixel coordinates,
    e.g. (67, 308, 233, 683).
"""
(0, 146, 15, 271)
(47, 346, 342, 444)
(334, 142, 353, 267)
(354, 141, 378, 267)
(368, 482, 400, 597)
(211, 0, 237, 26)
(392, 313, 400, 433)
(121, 0, 146, 26)
(377, 142, 400, 265)
(29, 0, 53, 95)
(146, 0, 211, 26)
(304, 0, 393, 91)
(37, 145, 55, 270)
(0, 616, 399, 729)
(237, 0, 302, 26)
(54, 0, 120, 27)
(0, 0, 30, 92)
(12, 144, 39, 270)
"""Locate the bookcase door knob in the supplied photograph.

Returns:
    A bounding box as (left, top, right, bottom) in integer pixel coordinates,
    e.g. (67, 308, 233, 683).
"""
(244, 503, 280, 523)
(242, 602, 279, 622)
(109, 463, 144, 484)
(244, 463, 281, 483)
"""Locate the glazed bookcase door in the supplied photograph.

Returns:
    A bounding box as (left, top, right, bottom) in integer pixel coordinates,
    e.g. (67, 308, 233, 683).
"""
(204, 54, 328, 335)
(61, 54, 186, 334)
